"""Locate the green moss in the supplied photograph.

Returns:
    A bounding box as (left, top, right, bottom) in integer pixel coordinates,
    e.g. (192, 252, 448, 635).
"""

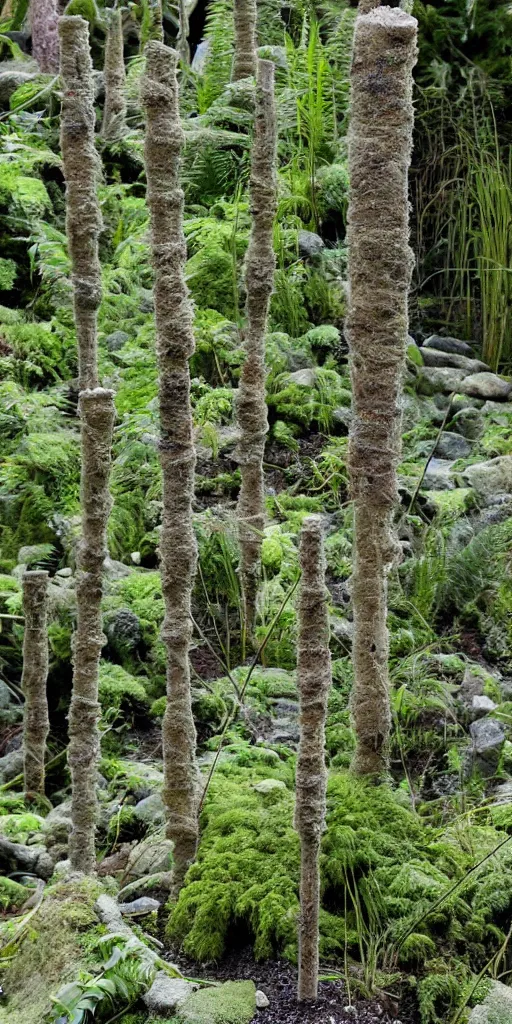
(166, 770, 299, 961)
(424, 488, 475, 518)
(178, 981, 256, 1024)
(0, 812, 44, 843)
(0, 877, 31, 912)
(0, 878, 103, 1024)
(98, 662, 150, 718)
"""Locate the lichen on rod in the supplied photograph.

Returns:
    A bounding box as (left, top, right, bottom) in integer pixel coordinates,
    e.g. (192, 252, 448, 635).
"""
(236, 58, 277, 640)
(232, 0, 257, 81)
(141, 42, 199, 895)
(294, 516, 332, 1001)
(102, 7, 128, 141)
(68, 388, 115, 874)
(346, 7, 418, 777)
(21, 571, 50, 796)
(59, 15, 116, 873)
(59, 15, 103, 392)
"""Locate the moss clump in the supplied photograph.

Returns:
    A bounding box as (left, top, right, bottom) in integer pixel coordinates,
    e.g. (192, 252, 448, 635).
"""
(0, 878, 103, 1024)
(166, 770, 299, 960)
(0, 877, 31, 912)
(178, 981, 256, 1024)
(98, 662, 150, 718)
(0, 812, 45, 842)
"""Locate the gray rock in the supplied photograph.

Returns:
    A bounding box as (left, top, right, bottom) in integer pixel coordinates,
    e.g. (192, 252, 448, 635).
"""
(423, 335, 474, 357)
(0, 68, 36, 106)
(105, 608, 142, 654)
(268, 721, 300, 745)
(469, 980, 512, 1023)
(298, 230, 324, 259)
(0, 836, 54, 879)
(463, 456, 512, 499)
(434, 431, 472, 460)
(332, 406, 352, 430)
(119, 896, 160, 916)
(272, 698, 299, 716)
(0, 748, 23, 784)
(133, 793, 165, 826)
(469, 718, 505, 777)
(56, 566, 73, 578)
(420, 348, 488, 373)
(491, 780, 512, 804)
(253, 779, 287, 795)
(144, 973, 196, 1015)
(480, 400, 512, 421)
(422, 458, 455, 491)
(256, 990, 270, 1009)
(139, 288, 154, 313)
(191, 38, 210, 74)
(105, 330, 130, 352)
(0, 681, 14, 709)
(104, 557, 134, 580)
(450, 407, 484, 440)
(472, 694, 497, 717)
(125, 837, 173, 879)
(459, 665, 500, 706)
(416, 366, 468, 396)
(330, 615, 353, 648)
(461, 372, 512, 401)
(286, 368, 316, 388)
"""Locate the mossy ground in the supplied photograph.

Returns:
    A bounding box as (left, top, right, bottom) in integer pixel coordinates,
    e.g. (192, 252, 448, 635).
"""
(0, 879, 103, 1024)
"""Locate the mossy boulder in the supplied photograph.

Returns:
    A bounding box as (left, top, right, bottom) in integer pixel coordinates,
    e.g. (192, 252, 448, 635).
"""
(0, 878, 103, 1024)
(178, 981, 256, 1024)
(0, 876, 31, 912)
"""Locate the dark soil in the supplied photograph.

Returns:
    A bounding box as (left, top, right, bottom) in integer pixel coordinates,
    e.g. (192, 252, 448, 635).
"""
(166, 946, 415, 1024)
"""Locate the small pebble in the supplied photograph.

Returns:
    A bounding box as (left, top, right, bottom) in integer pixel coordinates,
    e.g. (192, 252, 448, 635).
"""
(343, 1007, 357, 1018)
(256, 989, 270, 1009)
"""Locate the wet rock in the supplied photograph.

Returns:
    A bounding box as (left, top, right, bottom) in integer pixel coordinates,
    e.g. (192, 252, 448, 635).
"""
(420, 348, 488, 373)
(434, 431, 472, 460)
(422, 459, 455, 491)
(469, 718, 505, 777)
(461, 372, 512, 401)
(105, 330, 130, 352)
(416, 366, 468, 396)
(450, 406, 484, 440)
(133, 793, 165, 827)
(423, 335, 475, 357)
(298, 230, 324, 259)
(119, 896, 160, 916)
(463, 456, 512, 499)
(144, 973, 196, 1015)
